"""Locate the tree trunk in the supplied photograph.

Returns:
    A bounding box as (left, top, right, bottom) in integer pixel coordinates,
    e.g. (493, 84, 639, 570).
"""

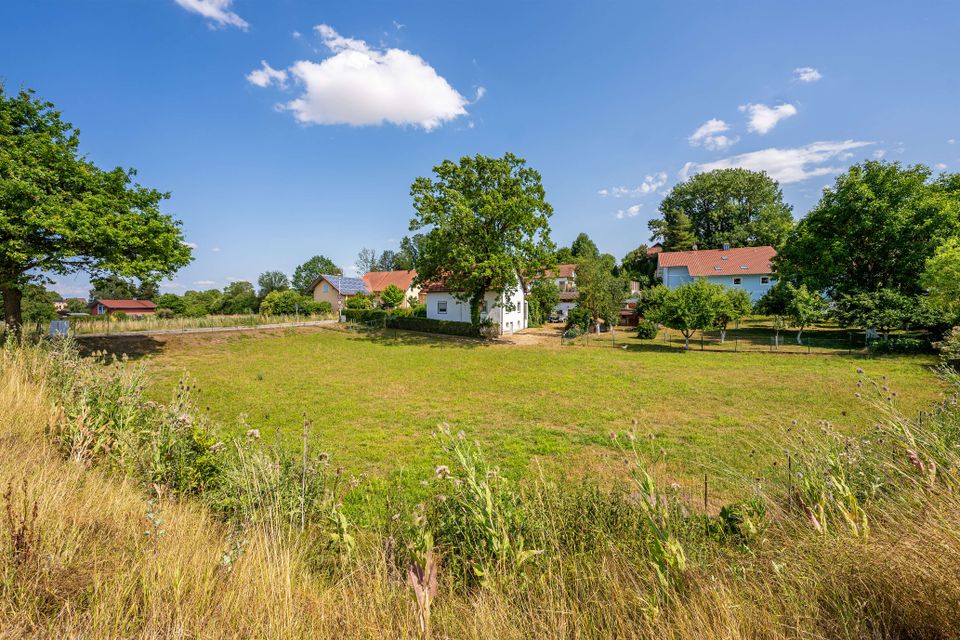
(720, 328, 727, 344)
(2, 286, 23, 336)
(796, 327, 804, 344)
(683, 331, 691, 350)
(469, 290, 485, 326)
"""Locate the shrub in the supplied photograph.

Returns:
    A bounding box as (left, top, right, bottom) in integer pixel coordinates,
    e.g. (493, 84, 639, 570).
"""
(155, 307, 176, 319)
(934, 326, 960, 368)
(380, 284, 406, 309)
(315, 300, 333, 315)
(111, 311, 128, 321)
(345, 293, 373, 310)
(385, 316, 481, 337)
(342, 308, 388, 325)
(868, 337, 932, 354)
(260, 290, 312, 316)
(565, 306, 591, 333)
(636, 319, 659, 339)
(412, 304, 427, 318)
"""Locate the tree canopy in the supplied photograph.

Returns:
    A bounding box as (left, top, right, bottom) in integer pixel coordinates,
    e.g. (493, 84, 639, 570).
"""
(621, 244, 659, 287)
(0, 87, 192, 331)
(574, 256, 628, 330)
(646, 280, 725, 349)
(257, 271, 289, 299)
(292, 255, 340, 293)
(921, 237, 960, 320)
(410, 153, 555, 325)
(379, 283, 405, 308)
(776, 161, 960, 297)
(649, 168, 794, 251)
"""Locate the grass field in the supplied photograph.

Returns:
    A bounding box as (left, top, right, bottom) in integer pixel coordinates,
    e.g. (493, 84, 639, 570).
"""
(146, 325, 945, 510)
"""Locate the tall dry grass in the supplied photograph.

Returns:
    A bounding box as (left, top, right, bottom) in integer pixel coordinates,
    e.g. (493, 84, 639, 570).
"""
(1, 340, 959, 639)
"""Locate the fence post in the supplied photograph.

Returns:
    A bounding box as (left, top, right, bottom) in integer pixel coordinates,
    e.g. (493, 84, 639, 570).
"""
(701, 333, 704, 351)
(735, 337, 739, 352)
(787, 454, 793, 506)
(703, 474, 708, 512)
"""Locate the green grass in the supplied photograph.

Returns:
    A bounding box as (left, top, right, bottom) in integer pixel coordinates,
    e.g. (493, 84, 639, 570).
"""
(146, 326, 944, 511)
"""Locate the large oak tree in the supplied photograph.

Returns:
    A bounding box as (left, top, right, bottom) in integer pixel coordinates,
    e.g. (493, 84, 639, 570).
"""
(649, 168, 794, 251)
(410, 153, 555, 325)
(0, 87, 191, 331)
(776, 161, 960, 297)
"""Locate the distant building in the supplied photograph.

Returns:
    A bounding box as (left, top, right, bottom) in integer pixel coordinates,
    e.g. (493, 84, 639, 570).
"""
(362, 270, 424, 308)
(307, 274, 371, 310)
(544, 263, 577, 321)
(88, 299, 157, 317)
(656, 245, 777, 301)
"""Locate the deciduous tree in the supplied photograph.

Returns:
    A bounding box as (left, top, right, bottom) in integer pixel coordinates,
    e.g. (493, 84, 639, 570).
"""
(292, 255, 340, 293)
(380, 283, 405, 309)
(0, 87, 191, 332)
(574, 257, 628, 331)
(646, 280, 724, 349)
(410, 153, 555, 325)
(257, 271, 289, 298)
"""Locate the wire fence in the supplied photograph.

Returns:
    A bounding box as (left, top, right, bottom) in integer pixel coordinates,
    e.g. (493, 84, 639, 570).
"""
(562, 327, 872, 356)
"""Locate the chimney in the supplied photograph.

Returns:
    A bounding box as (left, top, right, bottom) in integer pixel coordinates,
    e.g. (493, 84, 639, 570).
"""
(692, 244, 698, 251)
(722, 242, 731, 251)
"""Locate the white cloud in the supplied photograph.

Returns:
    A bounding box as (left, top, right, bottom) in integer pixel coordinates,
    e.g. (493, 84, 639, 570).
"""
(739, 103, 798, 134)
(474, 86, 486, 101)
(688, 118, 739, 151)
(935, 162, 948, 170)
(182, 241, 198, 249)
(250, 24, 468, 130)
(211, 247, 221, 252)
(292, 31, 302, 39)
(615, 204, 643, 220)
(174, 0, 248, 30)
(193, 280, 217, 287)
(949, 139, 956, 145)
(598, 173, 667, 198)
(246, 60, 288, 88)
(682, 140, 872, 184)
(793, 67, 822, 83)
(872, 149, 886, 159)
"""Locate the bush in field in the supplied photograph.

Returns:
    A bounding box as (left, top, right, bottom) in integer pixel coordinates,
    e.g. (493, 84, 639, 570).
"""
(111, 310, 128, 321)
(636, 319, 659, 339)
(380, 284, 406, 309)
(756, 281, 828, 343)
(565, 306, 592, 334)
(259, 289, 312, 315)
(155, 308, 176, 319)
(934, 326, 960, 368)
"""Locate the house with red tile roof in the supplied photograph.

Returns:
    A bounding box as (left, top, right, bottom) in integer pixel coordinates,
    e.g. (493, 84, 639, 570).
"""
(543, 263, 578, 320)
(362, 270, 423, 308)
(89, 299, 157, 317)
(657, 244, 777, 301)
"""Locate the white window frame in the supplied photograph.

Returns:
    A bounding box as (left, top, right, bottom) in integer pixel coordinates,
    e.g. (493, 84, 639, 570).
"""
(437, 300, 447, 314)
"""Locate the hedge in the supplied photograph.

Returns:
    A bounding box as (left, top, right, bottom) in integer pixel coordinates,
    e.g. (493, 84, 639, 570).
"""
(342, 309, 388, 324)
(868, 336, 933, 354)
(385, 316, 481, 338)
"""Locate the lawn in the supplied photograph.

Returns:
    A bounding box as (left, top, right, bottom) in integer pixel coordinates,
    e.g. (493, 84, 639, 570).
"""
(146, 326, 944, 510)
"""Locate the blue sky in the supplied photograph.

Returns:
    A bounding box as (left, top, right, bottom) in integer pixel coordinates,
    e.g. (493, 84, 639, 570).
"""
(2, 1, 959, 296)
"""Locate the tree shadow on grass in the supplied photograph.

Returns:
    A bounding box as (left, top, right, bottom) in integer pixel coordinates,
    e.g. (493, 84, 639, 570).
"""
(74, 334, 166, 360)
(345, 327, 487, 349)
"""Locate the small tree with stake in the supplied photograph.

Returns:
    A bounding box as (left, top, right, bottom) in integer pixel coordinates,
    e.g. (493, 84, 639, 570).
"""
(646, 280, 723, 350)
(714, 287, 753, 343)
(1, 88, 192, 334)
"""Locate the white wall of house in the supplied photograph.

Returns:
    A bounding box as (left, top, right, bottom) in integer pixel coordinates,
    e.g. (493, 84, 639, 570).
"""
(426, 287, 528, 334)
(555, 301, 576, 319)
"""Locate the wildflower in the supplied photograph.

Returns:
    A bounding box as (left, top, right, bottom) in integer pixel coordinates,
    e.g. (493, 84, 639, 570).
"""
(626, 431, 636, 442)
(435, 465, 451, 479)
(856, 367, 864, 374)
(609, 432, 617, 441)
(246, 428, 261, 440)
(855, 393, 862, 398)
(907, 449, 925, 474)
(209, 441, 225, 453)
(669, 482, 681, 491)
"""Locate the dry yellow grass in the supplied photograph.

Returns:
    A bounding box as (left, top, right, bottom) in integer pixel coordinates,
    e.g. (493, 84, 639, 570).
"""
(2, 344, 959, 639)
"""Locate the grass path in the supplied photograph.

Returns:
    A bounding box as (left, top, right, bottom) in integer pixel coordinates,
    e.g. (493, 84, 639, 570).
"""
(146, 326, 944, 504)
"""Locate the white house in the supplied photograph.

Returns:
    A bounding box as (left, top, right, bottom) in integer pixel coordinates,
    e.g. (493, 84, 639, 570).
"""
(425, 282, 528, 334)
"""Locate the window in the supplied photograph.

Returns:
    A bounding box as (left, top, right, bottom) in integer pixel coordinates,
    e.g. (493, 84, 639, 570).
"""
(321, 283, 329, 292)
(761, 276, 770, 285)
(437, 300, 447, 314)
(481, 300, 488, 313)
(733, 277, 742, 286)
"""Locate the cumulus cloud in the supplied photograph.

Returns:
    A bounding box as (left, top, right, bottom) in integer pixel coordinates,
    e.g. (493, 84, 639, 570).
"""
(193, 280, 217, 287)
(246, 61, 288, 88)
(681, 140, 872, 184)
(174, 0, 248, 30)
(688, 118, 739, 151)
(211, 247, 221, 252)
(615, 204, 643, 219)
(249, 24, 469, 130)
(598, 173, 667, 198)
(793, 67, 822, 83)
(739, 103, 798, 134)
(949, 139, 956, 144)
(182, 241, 198, 249)
(935, 162, 948, 170)
(872, 149, 886, 159)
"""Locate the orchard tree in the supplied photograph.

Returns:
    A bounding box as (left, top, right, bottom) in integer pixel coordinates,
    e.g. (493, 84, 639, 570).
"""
(0, 87, 192, 332)
(410, 153, 555, 325)
(574, 256, 628, 331)
(757, 282, 827, 344)
(649, 169, 794, 251)
(713, 287, 753, 343)
(257, 271, 289, 298)
(776, 161, 960, 297)
(292, 255, 340, 293)
(646, 280, 724, 349)
(380, 283, 405, 309)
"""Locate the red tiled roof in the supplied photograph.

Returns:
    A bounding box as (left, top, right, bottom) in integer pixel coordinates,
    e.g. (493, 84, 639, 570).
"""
(646, 243, 663, 256)
(657, 246, 776, 277)
(559, 291, 577, 301)
(90, 299, 157, 310)
(544, 263, 576, 279)
(362, 270, 417, 293)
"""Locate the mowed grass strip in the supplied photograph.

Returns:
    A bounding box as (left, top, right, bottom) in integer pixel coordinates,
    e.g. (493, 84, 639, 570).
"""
(147, 326, 944, 499)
